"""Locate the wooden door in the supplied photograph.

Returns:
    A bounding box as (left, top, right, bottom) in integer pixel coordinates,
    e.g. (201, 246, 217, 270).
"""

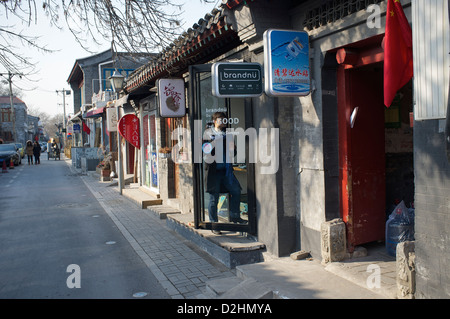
(338, 63, 386, 250)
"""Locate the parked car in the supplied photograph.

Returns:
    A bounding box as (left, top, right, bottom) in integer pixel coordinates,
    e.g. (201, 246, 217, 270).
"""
(15, 143, 25, 158)
(0, 143, 21, 166)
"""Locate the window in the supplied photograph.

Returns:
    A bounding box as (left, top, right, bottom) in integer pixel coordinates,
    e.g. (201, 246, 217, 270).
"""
(1, 109, 11, 122)
(103, 68, 134, 91)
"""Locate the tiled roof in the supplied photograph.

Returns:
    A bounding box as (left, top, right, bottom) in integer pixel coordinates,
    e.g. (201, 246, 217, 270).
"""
(223, 0, 255, 9)
(125, 6, 241, 93)
(0, 96, 25, 105)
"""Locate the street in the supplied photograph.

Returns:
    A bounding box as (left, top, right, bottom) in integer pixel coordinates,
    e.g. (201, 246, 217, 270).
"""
(0, 155, 170, 298)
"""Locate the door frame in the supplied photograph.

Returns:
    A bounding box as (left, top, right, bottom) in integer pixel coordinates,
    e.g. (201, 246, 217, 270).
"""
(189, 64, 257, 235)
(336, 36, 386, 250)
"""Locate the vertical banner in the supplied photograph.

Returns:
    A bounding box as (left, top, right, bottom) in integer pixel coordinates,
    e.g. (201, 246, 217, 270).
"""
(118, 114, 140, 149)
(106, 107, 118, 132)
(263, 29, 310, 97)
(157, 78, 186, 117)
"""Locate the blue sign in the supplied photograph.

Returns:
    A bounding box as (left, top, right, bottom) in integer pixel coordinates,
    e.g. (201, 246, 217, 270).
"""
(73, 124, 81, 133)
(263, 29, 310, 96)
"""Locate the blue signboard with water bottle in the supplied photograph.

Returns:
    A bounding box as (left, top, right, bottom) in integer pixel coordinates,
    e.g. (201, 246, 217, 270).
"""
(263, 29, 310, 97)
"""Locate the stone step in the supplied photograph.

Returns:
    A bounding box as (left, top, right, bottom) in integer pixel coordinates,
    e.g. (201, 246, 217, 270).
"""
(146, 204, 181, 219)
(204, 277, 243, 298)
(218, 278, 273, 299)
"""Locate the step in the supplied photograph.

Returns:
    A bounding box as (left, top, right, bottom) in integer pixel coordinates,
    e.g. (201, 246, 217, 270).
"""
(218, 278, 273, 299)
(122, 187, 162, 209)
(166, 213, 265, 269)
(146, 204, 181, 219)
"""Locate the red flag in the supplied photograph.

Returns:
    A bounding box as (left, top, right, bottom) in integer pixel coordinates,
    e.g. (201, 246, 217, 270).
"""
(383, 0, 413, 107)
(82, 121, 91, 134)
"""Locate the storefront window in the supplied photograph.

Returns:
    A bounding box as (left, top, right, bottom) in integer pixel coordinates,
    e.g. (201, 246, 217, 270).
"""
(142, 112, 158, 190)
(149, 113, 158, 189)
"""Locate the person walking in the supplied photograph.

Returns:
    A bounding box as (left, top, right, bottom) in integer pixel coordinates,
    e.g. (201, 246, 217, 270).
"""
(25, 140, 34, 165)
(33, 141, 41, 164)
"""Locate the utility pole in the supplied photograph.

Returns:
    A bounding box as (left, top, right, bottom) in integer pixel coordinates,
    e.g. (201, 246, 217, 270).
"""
(56, 89, 71, 149)
(0, 71, 21, 143)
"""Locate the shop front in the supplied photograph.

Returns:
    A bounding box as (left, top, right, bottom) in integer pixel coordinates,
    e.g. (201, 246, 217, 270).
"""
(140, 96, 160, 194)
(190, 64, 257, 235)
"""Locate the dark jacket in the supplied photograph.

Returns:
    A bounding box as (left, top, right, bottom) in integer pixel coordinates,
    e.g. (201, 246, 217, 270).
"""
(33, 143, 41, 156)
(203, 127, 238, 193)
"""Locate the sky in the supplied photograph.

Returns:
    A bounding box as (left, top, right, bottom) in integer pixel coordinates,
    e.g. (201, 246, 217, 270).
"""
(4, 0, 220, 117)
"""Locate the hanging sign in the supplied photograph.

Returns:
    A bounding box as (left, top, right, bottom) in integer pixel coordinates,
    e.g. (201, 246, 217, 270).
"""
(73, 124, 81, 133)
(157, 78, 186, 117)
(118, 114, 140, 149)
(106, 107, 118, 132)
(263, 29, 310, 96)
(211, 62, 263, 98)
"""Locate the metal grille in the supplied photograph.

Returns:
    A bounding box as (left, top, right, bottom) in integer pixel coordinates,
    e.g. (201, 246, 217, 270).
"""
(303, 0, 385, 30)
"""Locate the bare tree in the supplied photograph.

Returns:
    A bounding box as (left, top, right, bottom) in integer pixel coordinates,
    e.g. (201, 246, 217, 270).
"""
(43, 112, 64, 138)
(0, 81, 23, 97)
(1, 0, 214, 76)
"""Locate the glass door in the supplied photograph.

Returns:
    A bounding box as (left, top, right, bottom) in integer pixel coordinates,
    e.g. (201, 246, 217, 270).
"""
(148, 111, 159, 192)
(190, 64, 256, 235)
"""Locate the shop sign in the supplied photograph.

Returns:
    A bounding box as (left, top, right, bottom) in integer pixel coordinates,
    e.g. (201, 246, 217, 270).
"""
(157, 78, 186, 118)
(118, 114, 140, 149)
(211, 62, 263, 98)
(106, 107, 118, 132)
(263, 29, 310, 96)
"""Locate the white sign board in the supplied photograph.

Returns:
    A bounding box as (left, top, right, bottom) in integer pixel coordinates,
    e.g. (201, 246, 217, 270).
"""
(157, 78, 186, 117)
(106, 107, 118, 132)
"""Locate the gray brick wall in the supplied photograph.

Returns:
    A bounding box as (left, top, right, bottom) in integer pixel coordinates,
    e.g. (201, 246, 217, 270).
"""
(0, 102, 27, 144)
(414, 119, 450, 298)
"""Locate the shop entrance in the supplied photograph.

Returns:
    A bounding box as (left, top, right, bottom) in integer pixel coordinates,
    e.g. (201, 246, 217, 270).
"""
(336, 39, 414, 251)
(189, 64, 256, 235)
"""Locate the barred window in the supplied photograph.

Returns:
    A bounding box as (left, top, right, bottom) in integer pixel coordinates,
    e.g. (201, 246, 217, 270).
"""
(303, 0, 384, 30)
(1, 109, 11, 122)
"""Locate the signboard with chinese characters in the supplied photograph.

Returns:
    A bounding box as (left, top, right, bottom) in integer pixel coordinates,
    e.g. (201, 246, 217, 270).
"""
(211, 62, 263, 98)
(118, 114, 140, 149)
(106, 107, 118, 132)
(157, 78, 186, 117)
(263, 29, 310, 96)
(73, 124, 81, 133)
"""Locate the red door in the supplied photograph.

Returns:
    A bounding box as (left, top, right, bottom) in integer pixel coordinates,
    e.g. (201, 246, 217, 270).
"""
(128, 143, 135, 174)
(338, 63, 386, 250)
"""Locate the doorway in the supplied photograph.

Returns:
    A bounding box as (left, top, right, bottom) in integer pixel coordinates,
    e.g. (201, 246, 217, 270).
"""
(189, 64, 256, 235)
(336, 40, 414, 251)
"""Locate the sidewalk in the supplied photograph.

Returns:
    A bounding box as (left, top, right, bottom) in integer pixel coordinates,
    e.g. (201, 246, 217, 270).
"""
(66, 157, 396, 299)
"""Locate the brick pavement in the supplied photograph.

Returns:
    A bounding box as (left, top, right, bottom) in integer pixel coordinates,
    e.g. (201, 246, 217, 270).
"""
(77, 168, 235, 299)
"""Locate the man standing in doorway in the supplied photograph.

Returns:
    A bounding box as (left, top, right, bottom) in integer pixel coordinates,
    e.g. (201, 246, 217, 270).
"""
(203, 112, 246, 234)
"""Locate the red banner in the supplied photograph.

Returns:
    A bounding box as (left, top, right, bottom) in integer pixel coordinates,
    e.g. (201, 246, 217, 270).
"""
(118, 114, 140, 149)
(383, 0, 413, 107)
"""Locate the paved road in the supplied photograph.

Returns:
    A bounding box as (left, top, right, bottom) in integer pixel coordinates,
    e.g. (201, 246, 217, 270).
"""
(0, 156, 169, 298)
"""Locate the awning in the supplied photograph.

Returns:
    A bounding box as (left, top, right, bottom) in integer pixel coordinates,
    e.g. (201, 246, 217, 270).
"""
(83, 107, 105, 118)
(70, 111, 82, 122)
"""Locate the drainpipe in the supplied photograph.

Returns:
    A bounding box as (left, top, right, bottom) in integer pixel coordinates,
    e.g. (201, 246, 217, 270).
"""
(98, 60, 115, 92)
